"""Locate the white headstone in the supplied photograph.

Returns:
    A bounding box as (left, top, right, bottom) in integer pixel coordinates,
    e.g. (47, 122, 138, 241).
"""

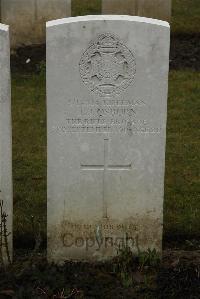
(1, 0, 71, 48)
(0, 24, 12, 264)
(102, 0, 171, 22)
(47, 15, 170, 263)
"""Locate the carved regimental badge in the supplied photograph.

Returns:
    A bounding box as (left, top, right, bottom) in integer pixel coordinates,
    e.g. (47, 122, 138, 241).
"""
(79, 33, 136, 97)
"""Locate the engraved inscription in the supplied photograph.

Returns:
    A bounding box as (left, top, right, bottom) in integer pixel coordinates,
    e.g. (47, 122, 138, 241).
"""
(79, 33, 136, 97)
(61, 221, 137, 231)
(52, 97, 162, 135)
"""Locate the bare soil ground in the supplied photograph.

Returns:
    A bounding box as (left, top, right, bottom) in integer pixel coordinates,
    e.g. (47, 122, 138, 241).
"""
(170, 33, 200, 70)
(0, 250, 199, 299)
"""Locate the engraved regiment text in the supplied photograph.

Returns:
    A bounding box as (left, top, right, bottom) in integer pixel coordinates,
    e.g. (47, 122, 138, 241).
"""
(52, 97, 161, 134)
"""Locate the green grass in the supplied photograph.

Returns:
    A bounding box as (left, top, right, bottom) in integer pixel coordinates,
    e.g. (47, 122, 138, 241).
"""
(172, 0, 200, 34)
(164, 70, 200, 239)
(12, 72, 46, 240)
(72, 0, 101, 16)
(11, 69, 200, 244)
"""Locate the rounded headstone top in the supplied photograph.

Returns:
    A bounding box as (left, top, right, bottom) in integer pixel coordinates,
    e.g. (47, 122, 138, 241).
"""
(46, 15, 170, 29)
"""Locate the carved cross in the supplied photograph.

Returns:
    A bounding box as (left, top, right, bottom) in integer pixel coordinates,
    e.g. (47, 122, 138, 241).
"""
(81, 139, 132, 218)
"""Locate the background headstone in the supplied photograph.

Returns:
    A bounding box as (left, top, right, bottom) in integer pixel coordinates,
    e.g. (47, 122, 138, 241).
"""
(0, 23, 12, 264)
(102, 0, 171, 22)
(1, 0, 71, 49)
(47, 15, 170, 263)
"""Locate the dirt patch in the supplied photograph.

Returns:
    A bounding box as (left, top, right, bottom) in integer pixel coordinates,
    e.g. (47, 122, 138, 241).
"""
(157, 250, 200, 298)
(170, 33, 200, 71)
(11, 44, 46, 73)
(163, 249, 200, 267)
(0, 250, 199, 298)
(10, 33, 200, 73)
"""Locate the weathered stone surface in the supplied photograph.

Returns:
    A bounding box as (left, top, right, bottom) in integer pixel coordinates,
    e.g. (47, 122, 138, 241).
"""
(0, 24, 12, 264)
(102, 0, 171, 22)
(47, 15, 170, 263)
(1, 0, 71, 48)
